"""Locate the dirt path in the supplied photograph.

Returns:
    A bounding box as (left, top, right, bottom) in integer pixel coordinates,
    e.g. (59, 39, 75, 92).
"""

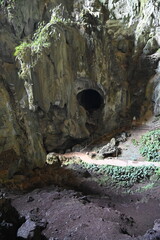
(64, 117, 160, 167)
(63, 152, 160, 167)
(2, 117, 160, 240)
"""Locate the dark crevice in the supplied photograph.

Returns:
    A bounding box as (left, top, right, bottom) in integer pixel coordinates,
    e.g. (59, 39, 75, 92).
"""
(77, 89, 104, 113)
(0, 198, 25, 240)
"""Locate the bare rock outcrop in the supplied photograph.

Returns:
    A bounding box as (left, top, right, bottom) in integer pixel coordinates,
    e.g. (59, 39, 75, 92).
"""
(0, 0, 160, 175)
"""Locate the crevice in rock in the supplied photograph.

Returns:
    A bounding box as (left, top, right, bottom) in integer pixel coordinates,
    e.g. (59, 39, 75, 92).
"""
(0, 198, 25, 240)
(77, 89, 104, 113)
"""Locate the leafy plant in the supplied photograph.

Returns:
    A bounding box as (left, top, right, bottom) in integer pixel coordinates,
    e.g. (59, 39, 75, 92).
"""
(14, 42, 31, 58)
(14, 4, 72, 79)
(66, 158, 157, 187)
(96, 165, 157, 187)
(64, 156, 158, 188)
(131, 138, 139, 146)
(14, 6, 63, 57)
(139, 130, 160, 162)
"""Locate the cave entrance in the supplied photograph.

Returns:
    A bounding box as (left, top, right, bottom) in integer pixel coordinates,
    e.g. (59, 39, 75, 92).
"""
(77, 89, 103, 112)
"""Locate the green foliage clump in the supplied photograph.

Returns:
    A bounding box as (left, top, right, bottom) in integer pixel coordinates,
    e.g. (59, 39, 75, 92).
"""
(131, 138, 139, 146)
(14, 42, 31, 58)
(139, 130, 160, 162)
(14, 21, 51, 59)
(65, 158, 157, 187)
(79, 161, 157, 187)
(14, 4, 71, 78)
(97, 165, 157, 187)
(14, 5, 65, 57)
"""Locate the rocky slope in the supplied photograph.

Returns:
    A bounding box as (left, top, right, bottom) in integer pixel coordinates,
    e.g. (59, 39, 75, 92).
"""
(1, 162, 160, 240)
(0, 0, 160, 174)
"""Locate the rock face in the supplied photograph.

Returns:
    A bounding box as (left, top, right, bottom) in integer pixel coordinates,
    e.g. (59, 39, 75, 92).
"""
(0, 0, 160, 174)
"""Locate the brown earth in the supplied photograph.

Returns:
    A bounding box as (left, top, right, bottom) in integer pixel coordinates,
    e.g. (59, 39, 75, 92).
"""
(1, 117, 160, 240)
(9, 172, 160, 240)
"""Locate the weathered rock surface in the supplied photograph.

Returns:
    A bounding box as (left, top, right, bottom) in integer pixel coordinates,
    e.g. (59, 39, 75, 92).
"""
(98, 138, 120, 158)
(0, 0, 160, 174)
(46, 152, 61, 166)
(17, 213, 47, 239)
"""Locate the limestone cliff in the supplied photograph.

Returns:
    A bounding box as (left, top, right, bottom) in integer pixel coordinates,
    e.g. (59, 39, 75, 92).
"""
(0, 0, 159, 175)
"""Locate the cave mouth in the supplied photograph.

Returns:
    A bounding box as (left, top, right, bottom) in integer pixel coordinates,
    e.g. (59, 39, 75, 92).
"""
(77, 89, 104, 112)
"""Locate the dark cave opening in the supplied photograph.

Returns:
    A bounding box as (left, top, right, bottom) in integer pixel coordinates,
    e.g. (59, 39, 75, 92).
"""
(77, 89, 103, 112)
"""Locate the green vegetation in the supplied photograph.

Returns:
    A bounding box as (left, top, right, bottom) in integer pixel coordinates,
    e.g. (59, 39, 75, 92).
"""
(135, 182, 156, 193)
(14, 4, 72, 78)
(14, 42, 31, 58)
(131, 138, 139, 146)
(14, 21, 51, 59)
(14, 3, 103, 79)
(14, 5, 67, 58)
(65, 159, 157, 188)
(139, 130, 160, 162)
(0, 0, 16, 6)
(96, 165, 157, 187)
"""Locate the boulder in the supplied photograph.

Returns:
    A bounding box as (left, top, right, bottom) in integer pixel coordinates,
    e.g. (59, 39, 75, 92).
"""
(98, 138, 121, 158)
(46, 153, 61, 167)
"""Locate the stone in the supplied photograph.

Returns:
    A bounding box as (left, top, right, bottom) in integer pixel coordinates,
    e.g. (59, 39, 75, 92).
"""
(27, 196, 34, 203)
(91, 152, 97, 158)
(116, 132, 128, 143)
(98, 138, 120, 158)
(65, 149, 72, 153)
(153, 219, 160, 232)
(117, 39, 128, 53)
(46, 153, 61, 167)
(17, 211, 47, 239)
(72, 144, 83, 152)
(17, 218, 37, 239)
(153, 74, 160, 116)
(142, 229, 160, 240)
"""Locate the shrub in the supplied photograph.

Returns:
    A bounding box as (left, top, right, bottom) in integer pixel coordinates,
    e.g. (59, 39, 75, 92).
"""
(97, 165, 157, 187)
(80, 162, 157, 187)
(139, 130, 160, 162)
(65, 159, 157, 187)
(14, 42, 31, 57)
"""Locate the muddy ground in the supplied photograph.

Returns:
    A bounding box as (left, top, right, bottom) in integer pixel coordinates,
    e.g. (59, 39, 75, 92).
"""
(0, 117, 160, 240)
(1, 161, 160, 240)
(3, 164, 160, 240)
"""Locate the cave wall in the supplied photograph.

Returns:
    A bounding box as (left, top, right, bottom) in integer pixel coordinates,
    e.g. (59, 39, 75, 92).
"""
(0, 0, 160, 174)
